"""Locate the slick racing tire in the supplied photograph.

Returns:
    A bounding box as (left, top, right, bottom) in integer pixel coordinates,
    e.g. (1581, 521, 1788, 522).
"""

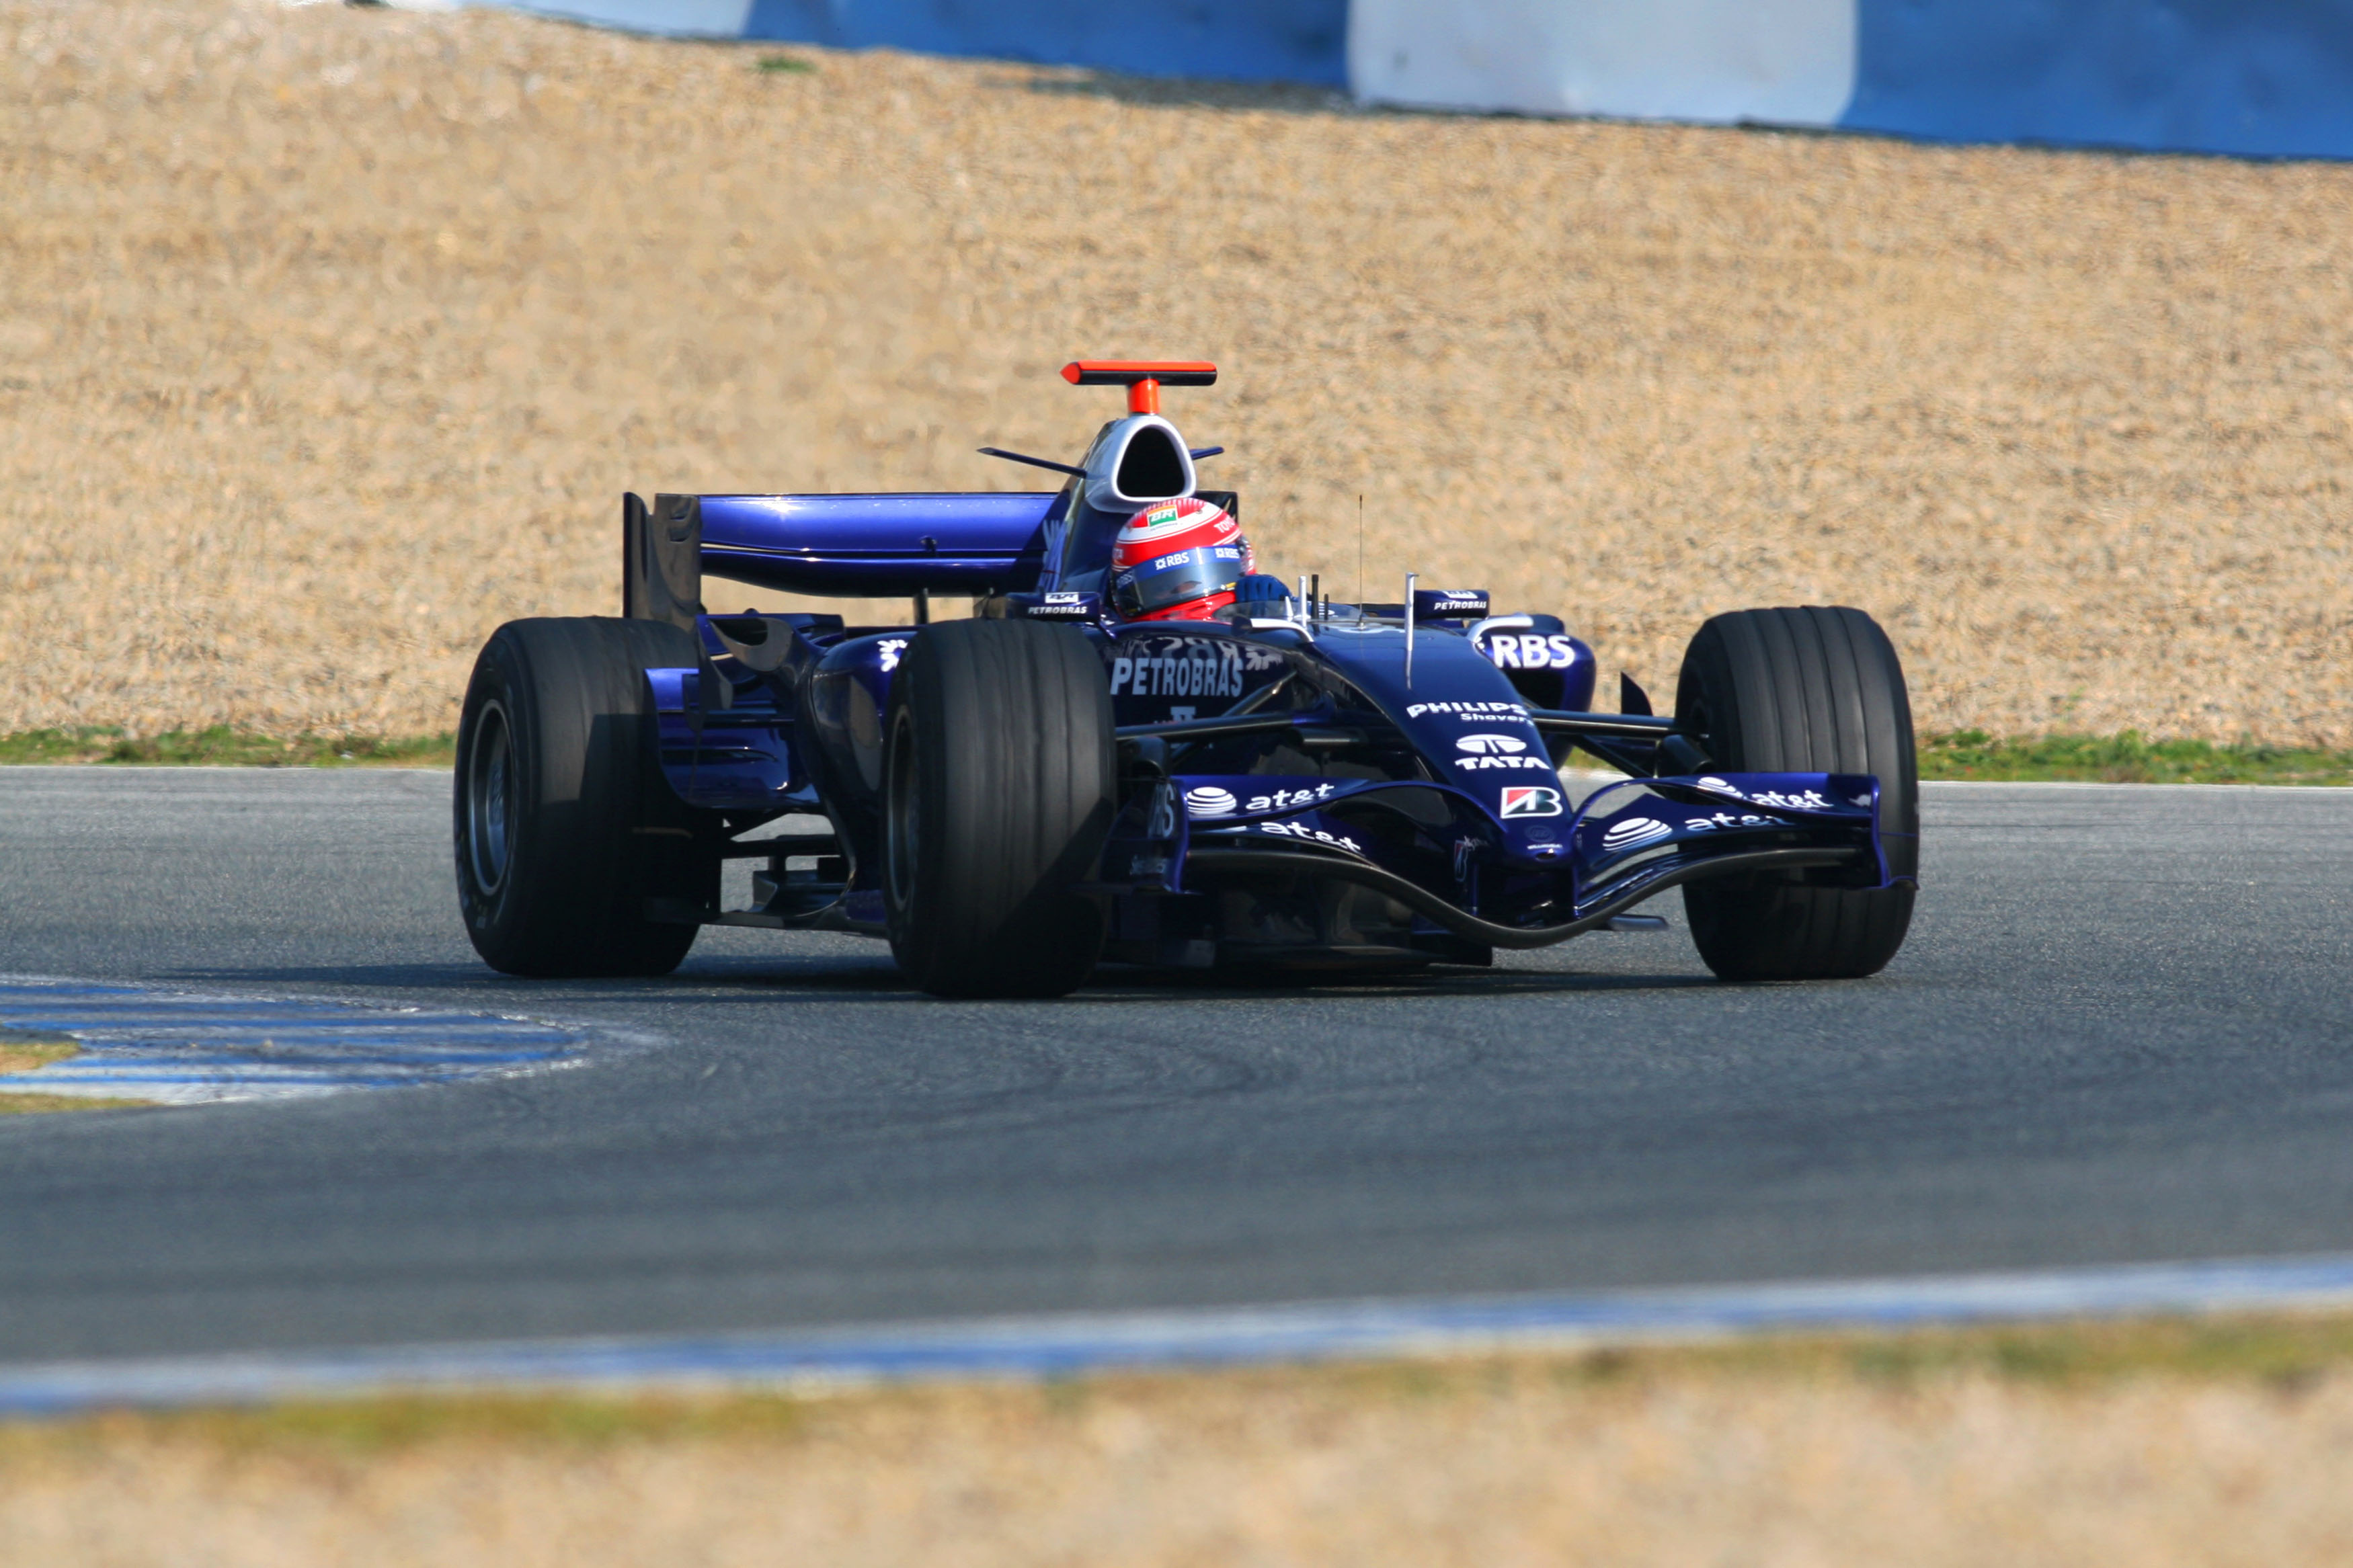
(1674, 606, 1918, 981)
(883, 618, 1115, 999)
(454, 616, 710, 978)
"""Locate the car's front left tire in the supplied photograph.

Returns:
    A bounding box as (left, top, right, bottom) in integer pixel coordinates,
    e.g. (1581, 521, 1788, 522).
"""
(454, 616, 710, 978)
(1674, 604, 1918, 982)
(882, 618, 1115, 998)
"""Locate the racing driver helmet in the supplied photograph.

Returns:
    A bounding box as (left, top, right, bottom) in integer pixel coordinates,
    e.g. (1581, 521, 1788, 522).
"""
(1108, 497, 1252, 622)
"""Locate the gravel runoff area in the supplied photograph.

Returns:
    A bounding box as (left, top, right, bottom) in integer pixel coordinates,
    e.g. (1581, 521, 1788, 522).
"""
(7, 0, 2352, 743)
(6, 1334, 2353, 1567)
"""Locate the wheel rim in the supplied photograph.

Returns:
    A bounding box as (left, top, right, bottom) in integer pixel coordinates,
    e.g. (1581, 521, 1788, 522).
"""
(465, 700, 516, 896)
(885, 706, 919, 911)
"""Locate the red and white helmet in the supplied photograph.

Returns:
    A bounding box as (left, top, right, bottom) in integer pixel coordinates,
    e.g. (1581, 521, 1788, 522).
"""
(1108, 497, 1251, 622)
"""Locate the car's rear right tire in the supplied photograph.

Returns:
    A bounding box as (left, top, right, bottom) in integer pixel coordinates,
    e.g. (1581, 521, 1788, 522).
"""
(1675, 605, 1918, 981)
(882, 618, 1115, 998)
(454, 616, 709, 978)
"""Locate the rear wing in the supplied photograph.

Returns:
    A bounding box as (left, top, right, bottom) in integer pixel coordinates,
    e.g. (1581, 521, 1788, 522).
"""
(623, 491, 1059, 626)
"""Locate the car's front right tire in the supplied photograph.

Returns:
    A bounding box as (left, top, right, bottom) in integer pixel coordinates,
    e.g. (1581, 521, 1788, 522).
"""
(882, 618, 1115, 998)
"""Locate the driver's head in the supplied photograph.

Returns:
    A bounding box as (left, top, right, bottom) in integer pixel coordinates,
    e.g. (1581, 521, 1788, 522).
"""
(1109, 498, 1250, 622)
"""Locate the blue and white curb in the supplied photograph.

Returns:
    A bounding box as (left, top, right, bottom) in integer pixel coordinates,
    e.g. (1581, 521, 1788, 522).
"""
(441, 0, 2353, 161)
(0, 979, 584, 1104)
(7, 1252, 2352, 1415)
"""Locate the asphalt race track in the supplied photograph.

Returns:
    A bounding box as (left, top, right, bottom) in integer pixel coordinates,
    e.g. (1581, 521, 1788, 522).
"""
(1, 768, 2349, 1367)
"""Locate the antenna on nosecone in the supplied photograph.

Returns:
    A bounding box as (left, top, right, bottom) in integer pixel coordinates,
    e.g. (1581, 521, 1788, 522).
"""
(1356, 494, 1364, 610)
(1404, 571, 1418, 688)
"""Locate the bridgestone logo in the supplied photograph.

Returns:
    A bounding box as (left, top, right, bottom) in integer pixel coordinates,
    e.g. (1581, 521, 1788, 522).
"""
(1499, 786, 1562, 819)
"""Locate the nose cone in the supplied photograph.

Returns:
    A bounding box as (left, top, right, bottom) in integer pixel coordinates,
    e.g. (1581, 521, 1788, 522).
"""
(1316, 622, 1572, 854)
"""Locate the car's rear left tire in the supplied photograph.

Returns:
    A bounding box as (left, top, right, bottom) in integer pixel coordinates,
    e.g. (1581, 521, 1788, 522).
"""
(883, 618, 1115, 998)
(454, 616, 710, 978)
(1675, 605, 1918, 981)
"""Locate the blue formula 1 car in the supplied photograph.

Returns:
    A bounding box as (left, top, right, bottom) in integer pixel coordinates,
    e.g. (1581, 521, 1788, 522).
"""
(454, 362, 1919, 997)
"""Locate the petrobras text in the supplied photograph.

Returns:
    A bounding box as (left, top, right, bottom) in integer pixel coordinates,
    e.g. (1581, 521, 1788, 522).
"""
(1412, 587, 1490, 620)
(1026, 591, 1102, 622)
(1109, 642, 1246, 698)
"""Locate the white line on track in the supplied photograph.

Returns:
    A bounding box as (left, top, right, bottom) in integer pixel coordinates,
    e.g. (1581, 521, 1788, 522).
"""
(6, 1253, 2352, 1415)
(0, 977, 586, 1103)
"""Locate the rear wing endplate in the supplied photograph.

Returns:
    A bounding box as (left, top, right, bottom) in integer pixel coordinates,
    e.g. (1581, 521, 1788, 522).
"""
(623, 493, 705, 631)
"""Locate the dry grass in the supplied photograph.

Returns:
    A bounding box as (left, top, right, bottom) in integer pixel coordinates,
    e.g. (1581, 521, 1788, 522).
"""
(5, 0, 2350, 742)
(0, 1026, 138, 1113)
(7, 1317, 2353, 1565)
(0, 1029, 75, 1075)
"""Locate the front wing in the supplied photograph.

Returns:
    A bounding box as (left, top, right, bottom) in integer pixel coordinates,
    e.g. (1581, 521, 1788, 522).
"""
(1097, 770, 1893, 950)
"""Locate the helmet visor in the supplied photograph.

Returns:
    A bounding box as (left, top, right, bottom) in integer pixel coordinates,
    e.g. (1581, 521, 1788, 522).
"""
(1111, 544, 1244, 618)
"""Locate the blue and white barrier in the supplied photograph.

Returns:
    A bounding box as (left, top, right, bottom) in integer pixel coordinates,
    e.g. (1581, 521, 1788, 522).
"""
(1355, 0, 2353, 159)
(481, 0, 2353, 159)
(500, 0, 1350, 86)
(1351, 0, 1858, 130)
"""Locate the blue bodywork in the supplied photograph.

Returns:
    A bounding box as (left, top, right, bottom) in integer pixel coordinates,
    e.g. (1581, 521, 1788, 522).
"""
(635, 446, 1900, 964)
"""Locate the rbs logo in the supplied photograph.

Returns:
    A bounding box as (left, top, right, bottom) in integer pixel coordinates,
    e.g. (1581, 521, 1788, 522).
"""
(1478, 632, 1582, 671)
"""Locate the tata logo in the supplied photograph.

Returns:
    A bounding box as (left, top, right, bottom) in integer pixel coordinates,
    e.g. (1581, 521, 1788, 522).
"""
(1451, 731, 1549, 771)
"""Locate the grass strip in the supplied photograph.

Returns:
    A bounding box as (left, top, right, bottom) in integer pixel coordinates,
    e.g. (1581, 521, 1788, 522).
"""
(1, 728, 2346, 784)
(1919, 729, 2353, 784)
(0, 728, 454, 768)
(6, 1309, 2350, 1446)
(0, 1094, 148, 1115)
(0, 1028, 149, 1115)
(0, 1030, 79, 1076)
